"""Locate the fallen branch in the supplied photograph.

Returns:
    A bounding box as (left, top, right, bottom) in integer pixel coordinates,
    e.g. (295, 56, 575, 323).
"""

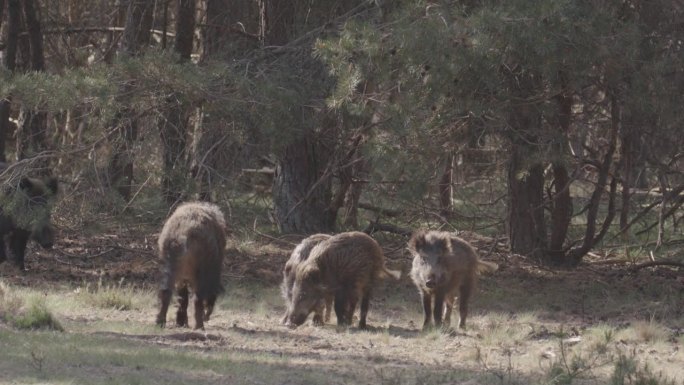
(92, 331, 222, 342)
(363, 220, 412, 236)
(358, 203, 401, 217)
(629, 260, 684, 271)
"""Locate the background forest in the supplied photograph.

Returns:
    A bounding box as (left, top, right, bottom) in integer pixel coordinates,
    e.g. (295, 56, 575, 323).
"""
(0, 1, 683, 384)
(1, 0, 683, 265)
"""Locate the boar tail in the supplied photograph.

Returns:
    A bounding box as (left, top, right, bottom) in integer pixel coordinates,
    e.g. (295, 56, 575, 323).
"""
(379, 266, 402, 280)
(476, 260, 498, 274)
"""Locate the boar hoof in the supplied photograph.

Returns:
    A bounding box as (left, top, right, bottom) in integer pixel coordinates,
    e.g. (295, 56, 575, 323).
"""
(156, 318, 166, 328)
(312, 315, 324, 326)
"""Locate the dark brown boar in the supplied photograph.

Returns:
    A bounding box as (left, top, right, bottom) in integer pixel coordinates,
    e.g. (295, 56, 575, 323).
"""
(287, 231, 401, 329)
(408, 230, 497, 330)
(281, 233, 333, 326)
(0, 163, 59, 271)
(155, 202, 227, 329)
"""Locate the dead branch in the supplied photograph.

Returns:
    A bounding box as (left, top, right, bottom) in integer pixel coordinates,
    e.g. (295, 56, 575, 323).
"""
(358, 203, 401, 217)
(629, 260, 684, 271)
(363, 220, 413, 236)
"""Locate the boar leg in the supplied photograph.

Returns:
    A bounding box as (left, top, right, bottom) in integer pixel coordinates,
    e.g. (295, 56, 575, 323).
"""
(334, 291, 347, 325)
(156, 288, 172, 327)
(156, 261, 176, 327)
(433, 290, 446, 329)
(421, 290, 433, 331)
(443, 295, 455, 327)
(8, 230, 29, 271)
(204, 293, 217, 321)
(312, 301, 325, 326)
(176, 286, 189, 327)
(194, 295, 205, 330)
(334, 291, 354, 326)
(324, 294, 333, 323)
(458, 280, 473, 329)
(358, 288, 372, 329)
(0, 236, 6, 264)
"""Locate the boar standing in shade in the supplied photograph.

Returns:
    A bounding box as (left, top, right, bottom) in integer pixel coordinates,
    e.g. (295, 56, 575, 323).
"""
(0, 164, 59, 271)
(409, 230, 497, 330)
(156, 202, 227, 329)
(281, 233, 333, 325)
(287, 231, 400, 329)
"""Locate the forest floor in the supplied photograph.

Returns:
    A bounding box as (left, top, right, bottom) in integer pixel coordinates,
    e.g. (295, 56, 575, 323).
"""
(0, 223, 683, 385)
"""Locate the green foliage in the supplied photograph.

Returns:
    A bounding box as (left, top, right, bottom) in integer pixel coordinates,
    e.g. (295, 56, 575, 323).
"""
(0, 282, 62, 331)
(11, 299, 63, 331)
(610, 354, 677, 385)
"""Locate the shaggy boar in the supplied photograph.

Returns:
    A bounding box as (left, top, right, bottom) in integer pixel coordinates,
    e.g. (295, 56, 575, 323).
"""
(281, 233, 333, 326)
(287, 231, 401, 329)
(155, 202, 227, 329)
(409, 230, 497, 330)
(0, 166, 59, 271)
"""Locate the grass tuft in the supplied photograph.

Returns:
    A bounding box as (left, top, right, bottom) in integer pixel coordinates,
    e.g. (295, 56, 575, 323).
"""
(629, 320, 670, 343)
(78, 277, 142, 311)
(610, 353, 678, 385)
(1, 281, 63, 331)
(12, 298, 64, 331)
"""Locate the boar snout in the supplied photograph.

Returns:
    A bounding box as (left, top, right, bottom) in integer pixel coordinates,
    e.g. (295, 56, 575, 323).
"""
(288, 312, 308, 328)
(425, 274, 438, 289)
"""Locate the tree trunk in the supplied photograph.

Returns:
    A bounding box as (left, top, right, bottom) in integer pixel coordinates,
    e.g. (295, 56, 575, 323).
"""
(504, 67, 546, 260)
(15, 0, 48, 171)
(0, 0, 20, 163)
(438, 154, 454, 217)
(619, 120, 635, 238)
(547, 81, 573, 264)
(258, 0, 294, 45)
(273, 137, 335, 233)
(107, 0, 153, 199)
(507, 147, 546, 259)
(342, 156, 369, 228)
(159, 0, 194, 206)
(262, 0, 338, 233)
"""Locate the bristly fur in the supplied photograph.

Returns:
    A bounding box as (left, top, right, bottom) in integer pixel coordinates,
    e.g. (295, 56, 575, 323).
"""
(0, 170, 59, 271)
(288, 231, 400, 329)
(156, 202, 228, 330)
(408, 230, 497, 330)
(281, 234, 333, 325)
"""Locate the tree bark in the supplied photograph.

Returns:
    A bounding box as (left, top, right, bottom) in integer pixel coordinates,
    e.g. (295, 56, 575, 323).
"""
(107, 0, 154, 199)
(342, 156, 369, 228)
(547, 81, 573, 264)
(273, 137, 335, 233)
(504, 66, 546, 260)
(15, 0, 48, 171)
(507, 148, 546, 259)
(438, 154, 454, 217)
(0, 0, 20, 163)
(159, 0, 195, 206)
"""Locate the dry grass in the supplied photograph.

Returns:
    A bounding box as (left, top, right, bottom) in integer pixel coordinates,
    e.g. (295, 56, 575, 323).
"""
(1, 227, 682, 385)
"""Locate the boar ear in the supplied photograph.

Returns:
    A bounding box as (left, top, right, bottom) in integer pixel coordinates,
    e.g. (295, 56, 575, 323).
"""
(433, 235, 451, 254)
(408, 230, 427, 252)
(46, 177, 58, 195)
(301, 265, 322, 282)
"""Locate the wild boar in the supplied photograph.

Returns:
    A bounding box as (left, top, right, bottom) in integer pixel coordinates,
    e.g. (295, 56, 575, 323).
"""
(287, 231, 401, 329)
(0, 165, 59, 271)
(281, 233, 333, 326)
(408, 230, 497, 330)
(155, 202, 227, 329)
